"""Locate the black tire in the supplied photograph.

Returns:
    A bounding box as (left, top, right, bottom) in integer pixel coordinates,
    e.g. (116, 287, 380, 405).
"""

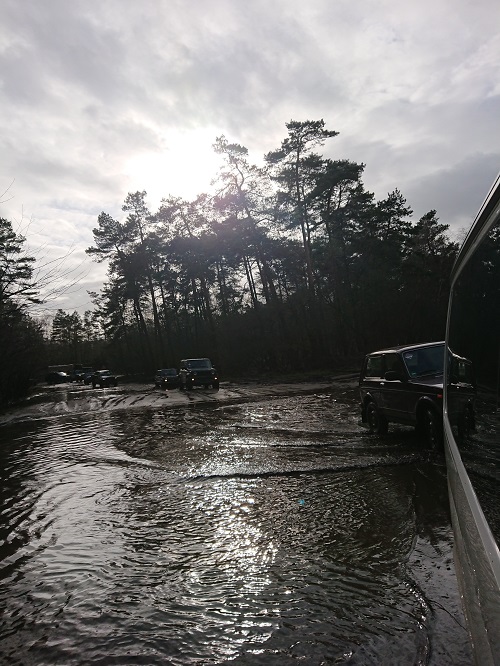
(421, 407, 442, 450)
(366, 402, 388, 435)
(212, 382, 219, 391)
(92, 382, 97, 388)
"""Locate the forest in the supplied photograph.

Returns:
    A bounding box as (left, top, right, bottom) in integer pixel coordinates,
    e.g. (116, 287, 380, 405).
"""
(0, 120, 459, 407)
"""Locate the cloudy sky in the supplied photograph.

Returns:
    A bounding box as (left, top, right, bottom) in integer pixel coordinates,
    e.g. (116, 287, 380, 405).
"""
(1, 0, 499, 315)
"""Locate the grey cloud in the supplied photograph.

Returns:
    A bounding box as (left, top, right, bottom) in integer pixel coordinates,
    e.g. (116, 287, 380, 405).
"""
(404, 153, 500, 237)
(2, 0, 130, 106)
(329, 91, 500, 234)
(0, 42, 48, 104)
(1, 0, 499, 313)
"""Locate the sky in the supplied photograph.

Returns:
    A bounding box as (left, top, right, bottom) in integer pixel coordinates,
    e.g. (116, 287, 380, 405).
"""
(1, 0, 499, 316)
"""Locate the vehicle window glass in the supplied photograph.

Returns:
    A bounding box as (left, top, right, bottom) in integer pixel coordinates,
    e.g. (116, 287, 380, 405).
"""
(365, 355, 382, 378)
(189, 360, 211, 369)
(384, 354, 404, 375)
(446, 219, 500, 545)
(402, 345, 444, 377)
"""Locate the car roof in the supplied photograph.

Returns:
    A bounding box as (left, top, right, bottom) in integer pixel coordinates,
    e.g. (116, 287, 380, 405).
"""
(366, 341, 445, 356)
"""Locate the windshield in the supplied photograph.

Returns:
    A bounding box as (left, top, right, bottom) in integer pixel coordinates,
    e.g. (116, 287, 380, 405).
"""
(186, 359, 211, 369)
(402, 344, 445, 378)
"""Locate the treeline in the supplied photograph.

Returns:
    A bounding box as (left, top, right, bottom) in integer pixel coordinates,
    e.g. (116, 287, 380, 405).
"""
(82, 119, 457, 376)
(0, 119, 459, 406)
(0, 217, 46, 404)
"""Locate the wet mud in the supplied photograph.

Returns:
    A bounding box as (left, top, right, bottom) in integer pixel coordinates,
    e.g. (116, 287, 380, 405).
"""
(0, 378, 472, 664)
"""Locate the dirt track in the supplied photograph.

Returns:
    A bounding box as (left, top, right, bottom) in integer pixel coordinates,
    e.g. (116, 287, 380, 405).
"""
(0, 375, 360, 425)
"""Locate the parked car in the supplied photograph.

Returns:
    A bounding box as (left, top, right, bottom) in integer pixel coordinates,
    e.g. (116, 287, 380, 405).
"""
(71, 366, 94, 382)
(46, 371, 70, 385)
(359, 341, 447, 447)
(154, 368, 179, 389)
(179, 358, 219, 390)
(82, 369, 95, 384)
(91, 370, 118, 388)
(82, 369, 97, 385)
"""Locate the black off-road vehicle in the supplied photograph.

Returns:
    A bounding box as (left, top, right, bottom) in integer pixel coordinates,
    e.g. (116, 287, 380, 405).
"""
(154, 368, 180, 389)
(179, 358, 219, 391)
(359, 342, 446, 448)
(91, 370, 118, 388)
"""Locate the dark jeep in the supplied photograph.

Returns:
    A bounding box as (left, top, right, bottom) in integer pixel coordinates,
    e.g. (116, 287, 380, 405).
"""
(91, 370, 118, 388)
(359, 341, 446, 448)
(179, 358, 219, 391)
(154, 368, 180, 389)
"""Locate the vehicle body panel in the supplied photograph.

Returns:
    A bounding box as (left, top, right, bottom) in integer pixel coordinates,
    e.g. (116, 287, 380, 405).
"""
(444, 173, 500, 664)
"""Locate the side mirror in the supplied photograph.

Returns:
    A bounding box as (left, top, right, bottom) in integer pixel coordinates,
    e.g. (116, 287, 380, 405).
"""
(384, 370, 405, 381)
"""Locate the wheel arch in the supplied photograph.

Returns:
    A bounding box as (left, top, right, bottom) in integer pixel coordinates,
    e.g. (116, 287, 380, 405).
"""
(415, 397, 441, 426)
(361, 393, 376, 422)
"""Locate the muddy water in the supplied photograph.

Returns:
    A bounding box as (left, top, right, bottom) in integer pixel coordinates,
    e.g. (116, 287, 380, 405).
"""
(0, 381, 472, 665)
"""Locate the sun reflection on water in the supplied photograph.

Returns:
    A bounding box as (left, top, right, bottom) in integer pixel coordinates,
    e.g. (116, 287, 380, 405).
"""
(195, 479, 278, 594)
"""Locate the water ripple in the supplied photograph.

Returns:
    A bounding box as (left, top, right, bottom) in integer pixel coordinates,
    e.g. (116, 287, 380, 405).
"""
(0, 387, 471, 665)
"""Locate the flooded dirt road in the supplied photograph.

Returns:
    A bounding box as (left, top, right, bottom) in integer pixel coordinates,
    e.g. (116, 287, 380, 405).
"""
(0, 378, 472, 665)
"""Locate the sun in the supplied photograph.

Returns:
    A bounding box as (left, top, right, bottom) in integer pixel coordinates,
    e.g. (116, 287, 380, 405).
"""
(124, 127, 224, 208)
